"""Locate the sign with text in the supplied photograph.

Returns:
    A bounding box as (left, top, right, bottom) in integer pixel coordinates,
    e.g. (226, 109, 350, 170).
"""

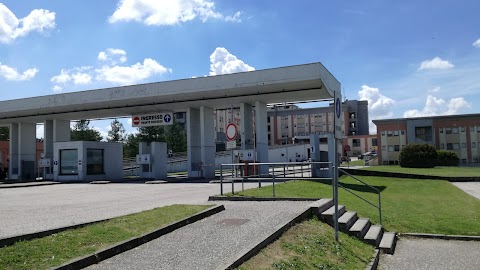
(132, 112, 173, 127)
(226, 140, 236, 149)
(39, 158, 51, 168)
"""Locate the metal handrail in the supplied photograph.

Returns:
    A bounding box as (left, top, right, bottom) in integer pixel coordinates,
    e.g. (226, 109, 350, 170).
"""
(338, 167, 382, 225)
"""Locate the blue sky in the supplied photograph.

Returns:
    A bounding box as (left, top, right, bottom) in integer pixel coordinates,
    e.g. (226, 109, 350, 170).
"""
(1, 0, 479, 137)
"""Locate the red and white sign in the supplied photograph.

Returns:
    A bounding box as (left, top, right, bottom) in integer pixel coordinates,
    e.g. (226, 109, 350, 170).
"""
(226, 123, 238, 141)
(133, 116, 140, 126)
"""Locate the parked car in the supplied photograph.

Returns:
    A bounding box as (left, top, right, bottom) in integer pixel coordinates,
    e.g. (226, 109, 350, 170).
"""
(340, 156, 351, 163)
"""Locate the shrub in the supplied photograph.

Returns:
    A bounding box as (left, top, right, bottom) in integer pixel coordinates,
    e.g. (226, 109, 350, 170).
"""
(436, 150, 459, 166)
(399, 144, 437, 168)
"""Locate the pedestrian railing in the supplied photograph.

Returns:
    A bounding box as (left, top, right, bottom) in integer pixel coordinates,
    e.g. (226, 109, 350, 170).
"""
(338, 167, 382, 225)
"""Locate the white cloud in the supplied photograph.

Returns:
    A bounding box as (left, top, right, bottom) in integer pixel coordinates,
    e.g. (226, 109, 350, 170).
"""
(0, 63, 38, 80)
(418, 57, 454, 71)
(403, 95, 471, 118)
(209, 47, 254, 76)
(358, 85, 395, 134)
(0, 3, 55, 43)
(473, 38, 480, 48)
(109, 0, 241, 25)
(51, 49, 171, 91)
(50, 67, 93, 91)
(428, 86, 440, 93)
(96, 58, 171, 85)
(98, 48, 127, 65)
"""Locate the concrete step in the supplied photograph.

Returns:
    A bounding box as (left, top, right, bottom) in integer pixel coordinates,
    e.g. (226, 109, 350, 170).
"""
(379, 232, 397, 254)
(338, 211, 358, 232)
(349, 218, 371, 238)
(364, 225, 384, 247)
(320, 205, 346, 225)
(309, 198, 333, 217)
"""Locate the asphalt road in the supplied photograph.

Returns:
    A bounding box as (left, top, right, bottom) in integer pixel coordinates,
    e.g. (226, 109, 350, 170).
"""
(0, 182, 269, 239)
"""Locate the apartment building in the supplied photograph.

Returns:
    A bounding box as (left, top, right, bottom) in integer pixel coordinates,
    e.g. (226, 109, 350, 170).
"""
(214, 100, 370, 146)
(373, 113, 480, 165)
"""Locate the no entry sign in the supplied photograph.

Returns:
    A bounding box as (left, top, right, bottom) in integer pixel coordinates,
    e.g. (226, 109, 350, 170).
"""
(226, 123, 238, 141)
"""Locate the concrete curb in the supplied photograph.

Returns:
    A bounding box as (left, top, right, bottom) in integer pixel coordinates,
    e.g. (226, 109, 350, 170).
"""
(53, 204, 225, 270)
(208, 196, 321, 201)
(216, 207, 314, 270)
(400, 233, 480, 241)
(0, 181, 60, 189)
(365, 249, 380, 270)
(0, 218, 111, 248)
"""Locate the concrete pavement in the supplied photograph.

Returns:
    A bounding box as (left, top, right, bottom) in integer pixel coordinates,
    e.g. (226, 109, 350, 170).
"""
(452, 182, 480, 199)
(379, 237, 480, 270)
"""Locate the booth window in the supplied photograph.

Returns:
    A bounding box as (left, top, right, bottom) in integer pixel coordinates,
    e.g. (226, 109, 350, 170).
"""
(60, 149, 78, 175)
(87, 149, 104, 174)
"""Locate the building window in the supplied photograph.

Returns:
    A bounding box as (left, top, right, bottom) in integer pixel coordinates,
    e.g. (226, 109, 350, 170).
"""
(461, 127, 465, 132)
(471, 126, 476, 132)
(401, 130, 405, 135)
(352, 139, 360, 147)
(452, 127, 459, 134)
(440, 143, 445, 149)
(381, 131, 386, 136)
(394, 145, 400, 152)
(387, 131, 393, 137)
(473, 158, 479, 163)
(453, 143, 460, 150)
(372, 138, 378, 146)
(439, 128, 444, 133)
(87, 149, 104, 175)
(473, 142, 477, 148)
(393, 130, 399, 136)
(447, 143, 453, 150)
(60, 149, 78, 175)
(462, 143, 466, 148)
(477, 126, 480, 132)
(446, 128, 452, 134)
(388, 145, 394, 152)
(382, 146, 386, 151)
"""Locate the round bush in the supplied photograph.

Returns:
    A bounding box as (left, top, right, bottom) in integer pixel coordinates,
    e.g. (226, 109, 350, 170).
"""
(399, 144, 437, 168)
(436, 150, 459, 166)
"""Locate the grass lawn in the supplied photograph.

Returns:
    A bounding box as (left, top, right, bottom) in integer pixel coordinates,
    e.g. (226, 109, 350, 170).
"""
(340, 159, 365, 167)
(238, 218, 374, 270)
(234, 177, 480, 236)
(360, 165, 480, 177)
(0, 204, 212, 270)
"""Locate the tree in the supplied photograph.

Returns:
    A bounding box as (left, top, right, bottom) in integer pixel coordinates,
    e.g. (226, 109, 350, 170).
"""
(138, 126, 166, 142)
(123, 133, 141, 158)
(165, 122, 187, 152)
(107, 119, 126, 142)
(71, 120, 103, 141)
(0, 127, 8, 140)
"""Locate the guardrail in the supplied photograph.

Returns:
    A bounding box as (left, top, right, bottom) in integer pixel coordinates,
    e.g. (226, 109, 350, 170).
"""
(338, 167, 382, 225)
(218, 161, 333, 197)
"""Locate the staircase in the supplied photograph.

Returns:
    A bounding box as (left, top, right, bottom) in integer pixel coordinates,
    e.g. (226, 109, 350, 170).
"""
(311, 198, 397, 254)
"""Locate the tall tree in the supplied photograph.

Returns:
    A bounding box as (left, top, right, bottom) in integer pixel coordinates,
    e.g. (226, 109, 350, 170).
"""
(123, 133, 140, 158)
(0, 127, 8, 140)
(165, 122, 187, 152)
(138, 126, 166, 142)
(71, 120, 103, 141)
(107, 119, 126, 142)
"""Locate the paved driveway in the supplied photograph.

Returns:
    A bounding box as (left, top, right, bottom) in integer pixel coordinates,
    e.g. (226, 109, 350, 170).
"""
(0, 182, 268, 239)
(451, 182, 480, 199)
(380, 238, 480, 270)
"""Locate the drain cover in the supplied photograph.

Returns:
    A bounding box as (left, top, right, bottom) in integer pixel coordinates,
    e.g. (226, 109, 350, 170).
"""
(216, 219, 250, 226)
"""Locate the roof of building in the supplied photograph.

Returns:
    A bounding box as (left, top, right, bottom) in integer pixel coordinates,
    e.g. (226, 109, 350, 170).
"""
(0, 62, 340, 125)
(372, 113, 480, 125)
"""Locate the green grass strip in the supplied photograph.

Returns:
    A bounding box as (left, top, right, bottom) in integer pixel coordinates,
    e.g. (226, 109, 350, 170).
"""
(234, 177, 480, 236)
(360, 165, 480, 177)
(0, 204, 212, 270)
(238, 218, 374, 270)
